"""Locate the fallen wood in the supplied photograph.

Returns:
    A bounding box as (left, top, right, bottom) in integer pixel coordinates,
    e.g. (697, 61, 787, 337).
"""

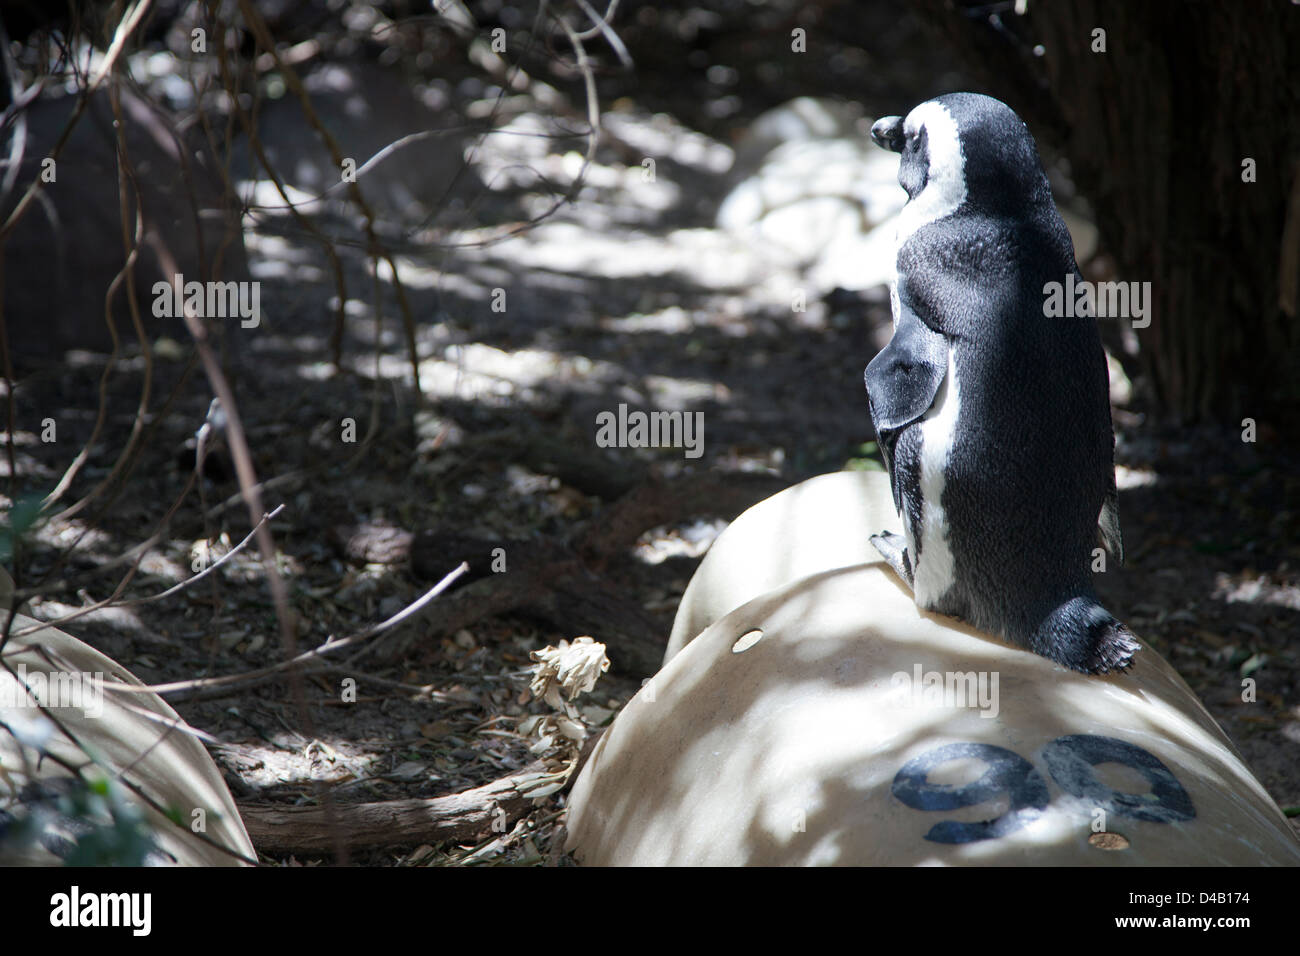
(394, 470, 790, 674)
(378, 549, 576, 664)
(510, 431, 645, 502)
(240, 761, 549, 854)
(577, 471, 788, 563)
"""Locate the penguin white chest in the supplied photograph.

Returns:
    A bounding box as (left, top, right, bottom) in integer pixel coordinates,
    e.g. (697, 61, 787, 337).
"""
(907, 348, 960, 608)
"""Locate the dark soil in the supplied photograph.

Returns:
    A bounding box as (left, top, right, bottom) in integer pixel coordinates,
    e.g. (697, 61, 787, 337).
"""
(5, 0, 1296, 864)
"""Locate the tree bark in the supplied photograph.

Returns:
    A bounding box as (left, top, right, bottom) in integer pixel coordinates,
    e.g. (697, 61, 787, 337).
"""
(240, 761, 548, 854)
(911, 0, 1300, 426)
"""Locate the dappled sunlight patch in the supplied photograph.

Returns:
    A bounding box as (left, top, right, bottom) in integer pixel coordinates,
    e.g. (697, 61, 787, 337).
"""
(1115, 464, 1158, 490)
(632, 517, 728, 566)
(1213, 571, 1300, 612)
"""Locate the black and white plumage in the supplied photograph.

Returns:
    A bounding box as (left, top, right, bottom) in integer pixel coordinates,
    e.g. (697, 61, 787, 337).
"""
(864, 92, 1135, 674)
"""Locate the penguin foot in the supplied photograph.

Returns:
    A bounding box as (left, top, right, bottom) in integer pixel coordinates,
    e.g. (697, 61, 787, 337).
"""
(1034, 597, 1140, 675)
(870, 531, 914, 590)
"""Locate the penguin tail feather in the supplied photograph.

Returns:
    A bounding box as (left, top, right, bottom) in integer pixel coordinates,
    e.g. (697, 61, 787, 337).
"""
(1034, 597, 1139, 675)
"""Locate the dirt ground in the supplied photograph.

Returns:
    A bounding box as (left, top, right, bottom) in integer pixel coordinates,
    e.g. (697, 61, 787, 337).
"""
(5, 1, 1297, 864)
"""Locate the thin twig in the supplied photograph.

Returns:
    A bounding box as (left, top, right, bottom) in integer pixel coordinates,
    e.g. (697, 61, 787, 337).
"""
(0, 0, 151, 240)
(5, 505, 283, 637)
(123, 504, 286, 606)
(236, 0, 423, 396)
(572, 0, 631, 68)
(45, 84, 156, 523)
(81, 562, 470, 698)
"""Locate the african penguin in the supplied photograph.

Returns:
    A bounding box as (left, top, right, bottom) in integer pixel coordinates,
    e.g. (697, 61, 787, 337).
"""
(863, 92, 1135, 675)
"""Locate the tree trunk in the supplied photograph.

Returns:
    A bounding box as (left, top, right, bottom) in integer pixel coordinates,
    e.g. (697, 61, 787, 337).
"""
(911, 0, 1300, 427)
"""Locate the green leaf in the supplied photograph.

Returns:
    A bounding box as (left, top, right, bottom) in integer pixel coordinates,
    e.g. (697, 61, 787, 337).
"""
(0, 493, 45, 564)
(1239, 653, 1267, 678)
(844, 458, 884, 472)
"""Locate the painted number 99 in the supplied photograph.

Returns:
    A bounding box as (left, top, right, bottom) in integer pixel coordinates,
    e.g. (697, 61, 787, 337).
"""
(891, 735, 1195, 844)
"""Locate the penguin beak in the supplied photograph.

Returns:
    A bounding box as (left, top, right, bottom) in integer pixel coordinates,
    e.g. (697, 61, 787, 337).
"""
(871, 116, 905, 152)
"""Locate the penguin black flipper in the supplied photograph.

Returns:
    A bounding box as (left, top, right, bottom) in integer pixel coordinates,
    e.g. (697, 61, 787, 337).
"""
(1079, 264, 1125, 568)
(864, 288, 948, 514)
(1098, 485, 1124, 566)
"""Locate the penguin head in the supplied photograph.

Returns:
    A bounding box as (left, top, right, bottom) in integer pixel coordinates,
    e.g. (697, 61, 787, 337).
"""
(872, 92, 1055, 224)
